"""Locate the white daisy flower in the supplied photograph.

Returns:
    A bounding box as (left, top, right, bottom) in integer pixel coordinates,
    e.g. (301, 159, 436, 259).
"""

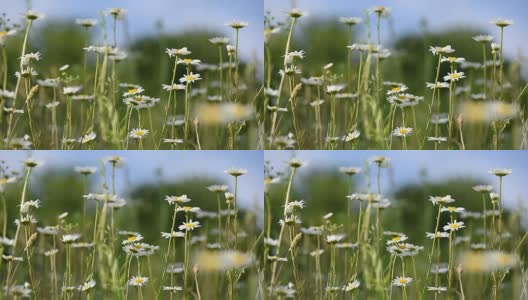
(128, 276, 148, 287)
(443, 220, 465, 232)
(392, 276, 413, 287)
(128, 128, 149, 140)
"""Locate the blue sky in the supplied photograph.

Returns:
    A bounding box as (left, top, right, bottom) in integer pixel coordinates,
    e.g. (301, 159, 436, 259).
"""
(5, 0, 263, 62)
(0, 150, 264, 212)
(265, 0, 527, 74)
(265, 150, 528, 217)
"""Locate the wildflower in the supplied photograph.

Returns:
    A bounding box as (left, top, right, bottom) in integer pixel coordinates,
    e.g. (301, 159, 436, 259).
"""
(326, 84, 346, 94)
(370, 5, 390, 16)
(443, 70, 465, 82)
(37, 226, 58, 235)
(473, 35, 493, 43)
(4, 107, 24, 114)
(128, 276, 149, 287)
(166, 47, 191, 57)
(287, 8, 307, 19)
(288, 158, 305, 168)
(45, 101, 60, 109)
(284, 50, 305, 63)
(387, 234, 408, 245)
(429, 45, 455, 56)
(426, 232, 450, 239)
(105, 8, 126, 19)
(339, 167, 361, 175)
(339, 17, 362, 25)
(162, 286, 183, 293)
(76, 19, 98, 28)
(2, 255, 23, 262)
(392, 127, 413, 137)
(20, 52, 42, 65)
(268, 255, 288, 262)
(78, 279, 96, 292)
(326, 234, 345, 244)
(343, 130, 360, 142)
(279, 215, 301, 226)
(392, 276, 413, 287)
(179, 72, 201, 84)
(209, 37, 230, 45)
(489, 193, 500, 201)
(225, 20, 249, 29)
(225, 168, 247, 177)
(279, 65, 301, 76)
(441, 56, 466, 64)
(123, 86, 144, 97)
(429, 195, 455, 205)
(44, 249, 59, 256)
(163, 138, 184, 146)
(342, 280, 360, 292)
(162, 84, 186, 91)
(161, 231, 185, 239)
(490, 18, 514, 27)
(310, 249, 325, 256)
(63, 86, 82, 95)
(179, 220, 201, 231)
(177, 58, 201, 66)
(426, 81, 450, 89)
(20, 199, 41, 213)
(75, 166, 97, 175)
(427, 137, 447, 143)
(443, 220, 465, 232)
(128, 128, 149, 140)
(61, 234, 81, 244)
(285, 200, 306, 213)
(79, 131, 97, 144)
(488, 168, 512, 177)
(301, 77, 324, 86)
(122, 234, 144, 244)
(264, 238, 279, 247)
(300, 226, 323, 236)
(177, 206, 200, 214)
(24, 10, 44, 20)
(441, 206, 465, 214)
(386, 85, 408, 95)
(225, 192, 234, 202)
(207, 185, 228, 193)
(427, 286, 448, 293)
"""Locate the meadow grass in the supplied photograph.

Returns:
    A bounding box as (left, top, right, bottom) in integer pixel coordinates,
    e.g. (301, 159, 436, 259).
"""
(0, 155, 260, 299)
(0, 8, 261, 150)
(264, 155, 528, 299)
(264, 6, 527, 150)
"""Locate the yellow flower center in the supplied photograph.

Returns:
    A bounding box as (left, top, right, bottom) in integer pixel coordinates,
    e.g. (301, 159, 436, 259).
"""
(399, 129, 408, 134)
(392, 236, 401, 242)
(128, 88, 138, 94)
(450, 74, 461, 79)
(399, 278, 407, 284)
(134, 278, 144, 284)
(391, 87, 401, 93)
